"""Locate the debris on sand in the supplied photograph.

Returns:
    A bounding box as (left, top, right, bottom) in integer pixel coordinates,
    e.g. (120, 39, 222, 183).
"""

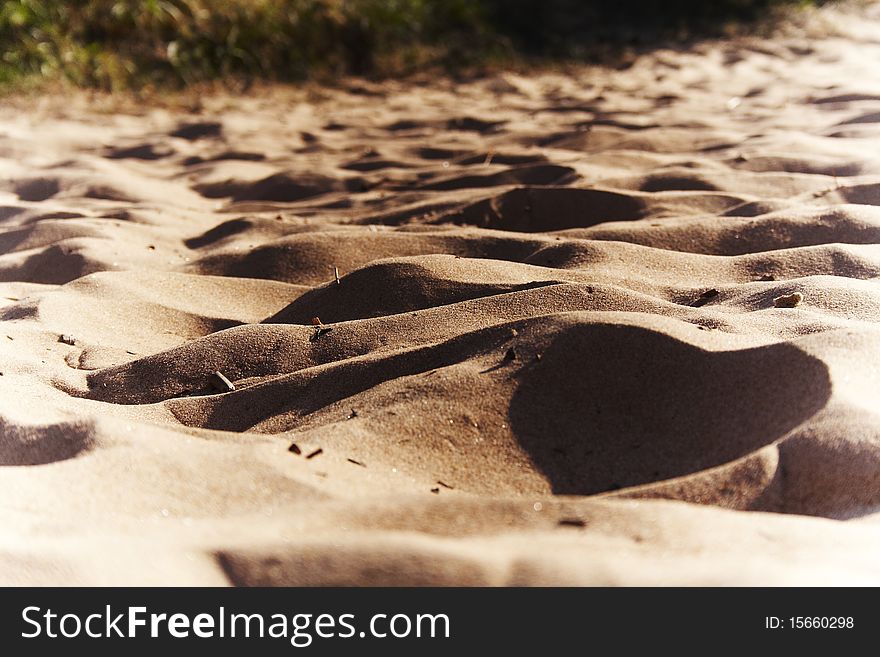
(311, 326, 333, 342)
(437, 480, 454, 490)
(59, 334, 77, 346)
(691, 289, 719, 307)
(347, 458, 366, 467)
(773, 292, 803, 308)
(558, 518, 587, 528)
(209, 371, 235, 393)
(306, 448, 324, 460)
(430, 487, 440, 494)
(503, 347, 517, 362)
(309, 316, 333, 341)
(288, 443, 302, 455)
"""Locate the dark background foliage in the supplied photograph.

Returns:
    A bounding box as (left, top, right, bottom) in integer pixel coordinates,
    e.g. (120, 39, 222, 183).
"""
(0, 0, 828, 90)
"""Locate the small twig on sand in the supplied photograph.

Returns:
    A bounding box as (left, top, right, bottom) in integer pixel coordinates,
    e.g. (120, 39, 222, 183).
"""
(557, 518, 587, 528)
(209, 371, 235, 393)
(347, 458, 366, 467)
(691, 289, 719, 307)
(306, 448, 324, 459)
(334, 266, 341, 285)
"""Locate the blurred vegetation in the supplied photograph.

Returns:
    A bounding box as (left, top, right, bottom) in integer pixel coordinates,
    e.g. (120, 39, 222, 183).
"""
(0, 0, 830, 91)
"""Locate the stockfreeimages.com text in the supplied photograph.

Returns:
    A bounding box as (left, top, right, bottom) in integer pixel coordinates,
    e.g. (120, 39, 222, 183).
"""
(22, 606, 450, 647)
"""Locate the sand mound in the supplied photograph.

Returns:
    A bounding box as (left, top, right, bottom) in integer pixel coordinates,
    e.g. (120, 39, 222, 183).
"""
(438, 187, 647, 231)
(4, 4, 880, 585)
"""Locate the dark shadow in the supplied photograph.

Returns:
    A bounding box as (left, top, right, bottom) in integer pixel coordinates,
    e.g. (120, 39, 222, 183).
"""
(640, 174, 719, 192)
(181, 151, 266, 166)
(15, 178, 61, 202)
(170, 121, 223, 140)
(0, 206, 28, 222)
(440, 187, 646, 231)
(415, 165, 576, 192)
(0, 418, 94, 466)
(0, 245, 89, 285)
(185, 217, 257, 249)
(104, 143, 174, 160)
(456, 152, 548, 166)
(341, 158, 412, 172)
(265, 261, 563, 324)
(479, 0, 801, 58)
(193, 172, 361, 202)
(508, 323, 831, 495)
(446, 116, 506, 133)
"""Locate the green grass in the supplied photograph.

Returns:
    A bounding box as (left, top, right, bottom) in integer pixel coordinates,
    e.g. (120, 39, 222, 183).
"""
(0, 0, 830, 92)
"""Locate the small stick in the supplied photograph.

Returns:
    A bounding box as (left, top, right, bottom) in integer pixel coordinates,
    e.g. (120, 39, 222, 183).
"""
(437, 480, 454, 489)
(209, 371, 235, 393)
(558, 518, 587, 528)
(347, 458, 366, 467)
(691, 289, 719, 307)
(334, 266, 341, 286)
(306, 448, 324, 460)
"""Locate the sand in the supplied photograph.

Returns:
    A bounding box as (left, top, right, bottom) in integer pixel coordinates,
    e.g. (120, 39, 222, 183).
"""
(3, 5, 880, 585)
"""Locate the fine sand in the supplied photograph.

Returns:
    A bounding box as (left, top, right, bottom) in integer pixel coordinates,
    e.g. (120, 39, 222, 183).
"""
(3, 7, 880, 585)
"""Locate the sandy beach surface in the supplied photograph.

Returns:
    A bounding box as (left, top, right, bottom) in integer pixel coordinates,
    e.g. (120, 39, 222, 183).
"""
(3, 6, 880, 585)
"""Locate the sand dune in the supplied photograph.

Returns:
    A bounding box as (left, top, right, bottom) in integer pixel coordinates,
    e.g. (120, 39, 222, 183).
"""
(3, 6, 880, 585)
